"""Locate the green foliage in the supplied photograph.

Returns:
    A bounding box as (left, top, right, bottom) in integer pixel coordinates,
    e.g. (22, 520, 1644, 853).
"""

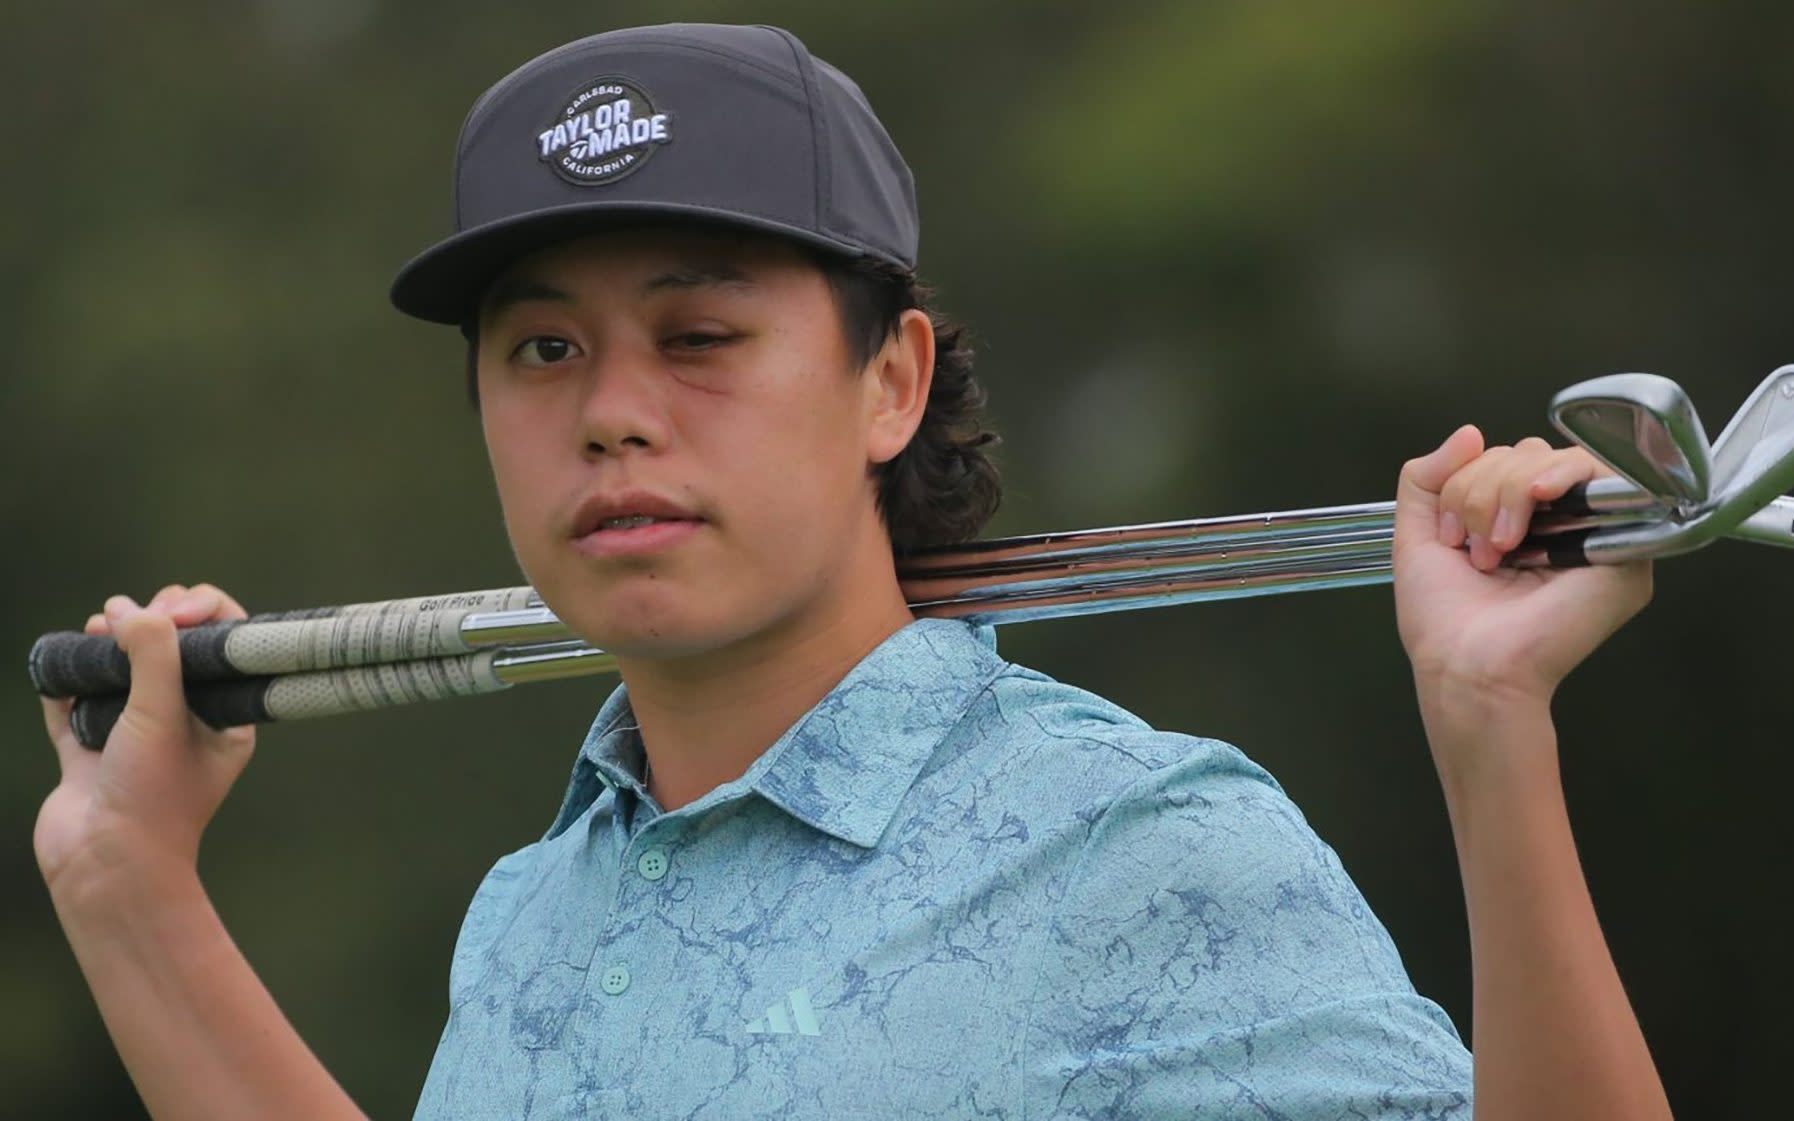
(1018, 0, 1489, 246)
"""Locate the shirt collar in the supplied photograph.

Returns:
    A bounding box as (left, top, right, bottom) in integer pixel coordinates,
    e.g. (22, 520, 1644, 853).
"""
(572, 618, 1007, 849)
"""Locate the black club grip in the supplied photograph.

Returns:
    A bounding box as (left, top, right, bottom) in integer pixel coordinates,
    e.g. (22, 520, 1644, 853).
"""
(69, 677, 274, 749)
(29, 602, 366, 698)
(1545, 482, 1597, 517)
(1542, 526, 1597, 567)
(29, 620, 244, 698)
(1510, 526, 1597, 568)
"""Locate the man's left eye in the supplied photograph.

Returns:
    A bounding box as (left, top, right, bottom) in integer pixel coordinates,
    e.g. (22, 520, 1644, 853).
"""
(666, 331, 736, 350)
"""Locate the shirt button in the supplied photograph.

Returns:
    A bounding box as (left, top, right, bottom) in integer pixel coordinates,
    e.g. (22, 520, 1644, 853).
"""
(600, 965, 631, 996)
(637, 846, 670, 882)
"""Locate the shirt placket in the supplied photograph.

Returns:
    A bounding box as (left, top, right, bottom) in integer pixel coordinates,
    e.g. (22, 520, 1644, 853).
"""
(566, 801, 692, 1069)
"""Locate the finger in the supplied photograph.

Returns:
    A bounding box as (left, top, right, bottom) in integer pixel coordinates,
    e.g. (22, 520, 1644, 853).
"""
(1490, 438, 1558, 549)
(1395, 425, 1484, 553)
(145, 584, 191, 613)
(83, 613, 109, 636)
(171, 583, 249, 626)
(1530, 447, 1607, 502)
(103, 594, 141, 622)
(41, 696, 99, 779)
(1436, 443, 1507, 548)
(1453, 445, 1514, 546)
(1467, 531, 1502, 571)
(108, 603, 193, 745)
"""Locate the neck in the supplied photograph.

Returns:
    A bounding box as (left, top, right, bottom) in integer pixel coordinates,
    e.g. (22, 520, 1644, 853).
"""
(616, 524, 915, 812)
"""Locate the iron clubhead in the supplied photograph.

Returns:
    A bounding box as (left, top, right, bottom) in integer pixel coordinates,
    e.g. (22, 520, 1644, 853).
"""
(1568, 366, 1794, 565)
(1709, 363, 1794, 490)
(1549, 373, 1713, 512)
(1702, 366, 1794, 531)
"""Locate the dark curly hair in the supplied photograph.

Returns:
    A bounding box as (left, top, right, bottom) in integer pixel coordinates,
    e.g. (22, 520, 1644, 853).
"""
(461, 251, 1001, 554)
(811, 254, 1001, 553)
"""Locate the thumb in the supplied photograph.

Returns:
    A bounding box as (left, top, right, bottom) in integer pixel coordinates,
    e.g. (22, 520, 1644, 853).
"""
(107, 601, 193, 746)
(1393, 424, 1484, 551)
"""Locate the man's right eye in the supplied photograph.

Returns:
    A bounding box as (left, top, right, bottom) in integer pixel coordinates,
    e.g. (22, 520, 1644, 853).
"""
(512, 336, 580, 366)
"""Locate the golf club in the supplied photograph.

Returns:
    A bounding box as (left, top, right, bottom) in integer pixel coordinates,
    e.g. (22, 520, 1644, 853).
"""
(1551, 373, 1713, 514)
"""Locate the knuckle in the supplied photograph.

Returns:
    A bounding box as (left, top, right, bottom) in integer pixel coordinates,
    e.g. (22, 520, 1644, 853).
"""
(1463, 479, 1503, 524)
(186, 582, 247, 618)
(1442, 465, 1478, 505)
(1565, 447, 1607, 475)
(1500, 470, 1537, 501)
(119, 609, 175, 645)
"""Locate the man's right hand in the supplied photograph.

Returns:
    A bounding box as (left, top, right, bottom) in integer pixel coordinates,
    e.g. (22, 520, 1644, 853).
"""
(35, 583, 256, 897)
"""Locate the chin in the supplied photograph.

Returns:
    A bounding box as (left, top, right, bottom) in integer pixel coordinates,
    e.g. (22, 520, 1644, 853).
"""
(552, 585, 766, 661)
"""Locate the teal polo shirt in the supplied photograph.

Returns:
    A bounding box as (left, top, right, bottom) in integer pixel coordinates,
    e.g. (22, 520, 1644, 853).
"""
(416, 618, 1472, 1118)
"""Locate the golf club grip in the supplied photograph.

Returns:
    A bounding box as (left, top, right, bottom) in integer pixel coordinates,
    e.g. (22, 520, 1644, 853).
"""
(1544, 482, 1600, 517)
(1510, 527, 1597, 569)
(70, 678, 272, 749)
(31, 620, 245, 699)
(29, 602, 357, 697)
(29, 588, 541, 698)
(67, 650, 512, 749)
(1542, 480, 1614, 516)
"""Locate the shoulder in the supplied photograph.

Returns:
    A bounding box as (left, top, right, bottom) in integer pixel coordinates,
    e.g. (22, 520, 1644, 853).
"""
(978, 665, 1473, 1112)
(965, 655, 1414, 998)
(940, 654, 1358, 926)
(446, 841, 543, 1003)
(963, 655, 1290, 815)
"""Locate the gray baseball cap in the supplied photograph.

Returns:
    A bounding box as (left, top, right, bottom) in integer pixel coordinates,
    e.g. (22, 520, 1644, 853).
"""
(390, 23, 919, 325)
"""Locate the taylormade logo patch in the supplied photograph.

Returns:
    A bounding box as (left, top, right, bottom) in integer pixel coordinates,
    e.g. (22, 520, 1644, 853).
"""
(537, 78, 672, 185)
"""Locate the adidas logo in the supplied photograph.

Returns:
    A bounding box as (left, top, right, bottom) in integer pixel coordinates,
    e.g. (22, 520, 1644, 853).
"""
(745, 987, 820, 1036)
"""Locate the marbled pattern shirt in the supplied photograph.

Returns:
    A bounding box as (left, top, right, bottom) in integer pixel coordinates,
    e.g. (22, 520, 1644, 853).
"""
(416, 618, 1473, 1119)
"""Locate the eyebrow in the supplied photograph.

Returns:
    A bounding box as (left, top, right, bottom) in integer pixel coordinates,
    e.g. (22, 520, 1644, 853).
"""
(641, 261, 758, 296)
(479, 259, 761, 327)
(480, 276, 574, 325)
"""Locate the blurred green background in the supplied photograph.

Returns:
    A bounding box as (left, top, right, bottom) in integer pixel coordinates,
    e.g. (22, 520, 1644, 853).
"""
(5, 1, 1791, 1115)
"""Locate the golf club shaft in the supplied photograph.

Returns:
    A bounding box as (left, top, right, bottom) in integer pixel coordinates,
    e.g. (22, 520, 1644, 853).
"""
(31, 482, 1794, 702)
(59, 493, 1794, 747)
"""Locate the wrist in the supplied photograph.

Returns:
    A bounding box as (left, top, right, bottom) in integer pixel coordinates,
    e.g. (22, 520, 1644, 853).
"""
(1413, 672, 1562, 809)
(46, 829, 202, 921)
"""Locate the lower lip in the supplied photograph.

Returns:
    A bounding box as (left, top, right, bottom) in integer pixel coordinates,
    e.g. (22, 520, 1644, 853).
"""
(573, 518, 704, 558)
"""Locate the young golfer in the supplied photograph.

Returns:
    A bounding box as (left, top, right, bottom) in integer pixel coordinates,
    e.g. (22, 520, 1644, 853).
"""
(35, 23, 1671, 1120)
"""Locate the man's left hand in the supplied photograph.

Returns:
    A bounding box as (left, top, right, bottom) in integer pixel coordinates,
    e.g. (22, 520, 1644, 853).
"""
(1392, 427, 1653, 722)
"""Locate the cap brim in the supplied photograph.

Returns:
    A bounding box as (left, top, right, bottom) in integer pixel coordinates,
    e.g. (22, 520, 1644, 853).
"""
(389, 202, 874, 325)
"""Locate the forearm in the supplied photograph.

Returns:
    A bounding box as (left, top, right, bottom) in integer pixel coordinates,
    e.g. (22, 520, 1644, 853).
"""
(49, 855, 365, 1121)
(1420, 690, 1672, 1121)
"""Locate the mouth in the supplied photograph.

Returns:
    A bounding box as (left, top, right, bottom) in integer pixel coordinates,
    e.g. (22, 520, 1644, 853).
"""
(573, 516, 704, 558)
(570, 495, 707, 559)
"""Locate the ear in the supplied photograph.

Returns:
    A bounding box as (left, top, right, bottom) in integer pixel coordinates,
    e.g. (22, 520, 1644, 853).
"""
(863, 308, 935, 465)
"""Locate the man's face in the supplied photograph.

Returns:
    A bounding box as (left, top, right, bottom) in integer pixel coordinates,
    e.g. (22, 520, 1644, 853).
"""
(474, 227, 891, 659)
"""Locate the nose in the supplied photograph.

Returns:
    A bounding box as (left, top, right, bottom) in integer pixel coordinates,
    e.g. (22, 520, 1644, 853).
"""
(577, 342, 672, 457)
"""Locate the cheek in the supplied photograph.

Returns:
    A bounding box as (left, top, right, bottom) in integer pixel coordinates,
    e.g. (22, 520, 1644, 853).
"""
(709, 370, 866, 509)
(481, 405, 558, 560)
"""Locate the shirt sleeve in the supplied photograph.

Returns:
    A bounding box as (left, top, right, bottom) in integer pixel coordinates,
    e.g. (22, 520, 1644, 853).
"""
(443, 843, 540, 1007)
(1021, 734, 1473, 1119)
